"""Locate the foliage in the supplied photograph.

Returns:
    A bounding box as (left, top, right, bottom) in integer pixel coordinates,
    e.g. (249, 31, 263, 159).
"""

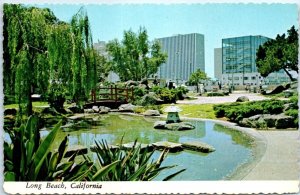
(256, 26, 298, 81)
(3, 4, 58, 115)
(206, 92, 225, 97)
(213, 100, 285, 123)
(151, 86, 188, 104)
(92, 140, 185, 181)
(3, 4, 99, 114)
(106, 27, 167, 81)
(187, 69, 208, 92)
(285, 109, 298, 127)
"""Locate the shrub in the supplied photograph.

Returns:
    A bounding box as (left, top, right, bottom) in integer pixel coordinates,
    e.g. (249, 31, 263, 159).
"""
(207, 92, 225, 97)
(285, 109, 299, 127)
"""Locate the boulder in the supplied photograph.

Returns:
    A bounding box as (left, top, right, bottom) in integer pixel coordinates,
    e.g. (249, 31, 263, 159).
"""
(125, 80, 139, 87)
(84, 109, 94, 114)
(143, 109, 160, 116)
(92, 106, 99, 113)
(153, 121, 167, 129)
(152, 141, 183, 153)
(140, 93, 163, 106)
(99, 109, 109, 114)
(122, 142, 153, 152)
(63, 145, 88, 157)
(236, 96, 249, 102)
(118, 103, 136, 112)
(90, 144, 119, 152)
(181, 141, 215, 153)
(275, 114, 294, 129)
(4, 108, 17, 116)
(165, 122, 195, 131)
(266, 85, 284, 95)
(99, 106, 111, 112)
(67, 104, 84, 113)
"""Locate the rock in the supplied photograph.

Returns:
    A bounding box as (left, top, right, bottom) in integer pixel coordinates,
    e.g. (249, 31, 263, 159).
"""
(165, 122, 195, 131)
(153, 121, 167, 129)
(125, 80, 139, 87)
(236, 96, 249, 102)
(152, 141, 183, 153)
(143, 109, 160, 116)
(122, 142, 153, 152)
(92, 106, 99, 113)
(4, 108, 17, 116)
(63, 145, 88, 157)
(283, 90, 294, 98)
(181, 141, 215, 153)
(275, 114, 294, 129)
(140, 93, 163, 106)
(118, 103, 136, 112)
(99, 106, 111, 112)
(90, 144, 119, 152)
(99, 109, 109, 114)
(84, 109, 94, 113)
(67, 104, 84, 113)
(283, 103, 294, 112)
(266, 85, 284, 95)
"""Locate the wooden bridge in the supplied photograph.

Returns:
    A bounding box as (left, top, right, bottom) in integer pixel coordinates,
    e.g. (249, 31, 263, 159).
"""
(85, 85, 134, 109)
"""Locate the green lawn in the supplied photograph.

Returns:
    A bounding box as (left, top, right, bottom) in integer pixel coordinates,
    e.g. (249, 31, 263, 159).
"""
(162, 103, 217, 119)
(4, 101, 49, 109)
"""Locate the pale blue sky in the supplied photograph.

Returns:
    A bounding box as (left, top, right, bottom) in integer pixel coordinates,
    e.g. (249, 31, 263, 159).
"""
(33, 3, 298, 78)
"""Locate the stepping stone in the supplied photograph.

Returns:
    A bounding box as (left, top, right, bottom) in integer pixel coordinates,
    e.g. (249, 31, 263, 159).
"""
(122, 142, 154, 152)
(181, 141, 215, 153)
(152, 141, 183, 153)
(90, 144, 120, 152)
(64, 145, 88, 157)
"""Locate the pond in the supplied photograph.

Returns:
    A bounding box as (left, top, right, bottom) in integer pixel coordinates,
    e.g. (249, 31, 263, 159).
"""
(37, 113, 256, 180)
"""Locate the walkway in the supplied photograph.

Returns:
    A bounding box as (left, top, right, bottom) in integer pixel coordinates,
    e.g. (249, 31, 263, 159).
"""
(178, 92, 270, 104)
(243, 130, 299, 180)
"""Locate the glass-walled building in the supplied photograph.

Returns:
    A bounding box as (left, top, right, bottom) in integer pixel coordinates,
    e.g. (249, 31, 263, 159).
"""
(222, 35, 290, 88)
(157, 33, 205, 83)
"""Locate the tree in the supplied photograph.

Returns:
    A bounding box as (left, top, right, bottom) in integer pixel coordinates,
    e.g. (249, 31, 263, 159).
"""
(256, 26, 298, 81)
(3, 4, 58, 116)
(188, 69, 208, 93)
(106, 27, 167, 81)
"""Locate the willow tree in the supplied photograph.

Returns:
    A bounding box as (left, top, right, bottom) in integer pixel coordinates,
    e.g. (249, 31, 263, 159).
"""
(70, 10, 97, 105)
(106, 27, 167, 81)
(46, 22, 73, 112)
(3, 4, 57, 116)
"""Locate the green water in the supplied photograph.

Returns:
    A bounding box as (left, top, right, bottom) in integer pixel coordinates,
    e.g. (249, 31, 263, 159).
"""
(41, 113, 255, 180)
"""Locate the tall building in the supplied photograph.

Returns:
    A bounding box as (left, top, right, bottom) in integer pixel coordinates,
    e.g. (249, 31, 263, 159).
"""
(221, 35, 290, 88)
(157, 33, 205, 83)
(214, 48, 222, 81)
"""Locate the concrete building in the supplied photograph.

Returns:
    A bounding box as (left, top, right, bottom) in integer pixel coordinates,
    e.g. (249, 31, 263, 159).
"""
(221, 35, 290, 89)
(214, 48, 222, 81)
(93, 40, 120, 82)
(157, 33, 205, 84)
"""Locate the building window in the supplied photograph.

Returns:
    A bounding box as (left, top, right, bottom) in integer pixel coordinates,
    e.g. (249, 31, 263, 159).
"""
(244, 77, 248, 80)
(251, 76, 256, 80)
(234, 77, 239, 80)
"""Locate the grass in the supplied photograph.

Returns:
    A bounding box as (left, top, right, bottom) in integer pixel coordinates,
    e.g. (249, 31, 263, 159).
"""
(4, 101, 49, 109)
(162, 103, 217, 119)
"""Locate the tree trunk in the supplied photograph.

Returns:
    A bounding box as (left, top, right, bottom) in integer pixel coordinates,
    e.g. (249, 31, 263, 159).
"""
(283, 68, 296, 81)
(196, 84, 199, 93)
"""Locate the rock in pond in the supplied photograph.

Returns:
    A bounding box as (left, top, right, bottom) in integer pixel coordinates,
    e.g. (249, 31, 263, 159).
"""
(165, 122, 195, 131)
(154, 121, 167, 129)
(118, 103, 136, 112)
(121, 142, 153, 152)
(154, 121, 195, 131)
(152, 141, 183, 153)
(181, 141, 215, 153)
(63, 145, 88, 157)
(143, 109, 160, 116)
(90, 144, 119, 152)
(92, 106, 100, 113)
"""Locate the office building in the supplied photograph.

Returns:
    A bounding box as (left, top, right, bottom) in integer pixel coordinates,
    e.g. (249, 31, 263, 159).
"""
(221, 35, 290, 88)
(157, 33, 205, 83)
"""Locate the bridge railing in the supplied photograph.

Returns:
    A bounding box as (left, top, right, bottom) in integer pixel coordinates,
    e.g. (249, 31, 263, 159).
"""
(91, 85, 134, 103)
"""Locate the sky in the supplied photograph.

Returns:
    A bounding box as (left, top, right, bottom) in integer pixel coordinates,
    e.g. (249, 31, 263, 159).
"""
(32, 3, 298, 78)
